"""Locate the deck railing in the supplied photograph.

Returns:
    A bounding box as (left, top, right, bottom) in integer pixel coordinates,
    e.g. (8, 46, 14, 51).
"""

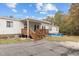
(21, 28, 49, 40)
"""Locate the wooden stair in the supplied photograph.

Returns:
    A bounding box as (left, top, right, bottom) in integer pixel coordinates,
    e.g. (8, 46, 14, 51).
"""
(35, 29, 48, 37)
(21, 28, 48, 41)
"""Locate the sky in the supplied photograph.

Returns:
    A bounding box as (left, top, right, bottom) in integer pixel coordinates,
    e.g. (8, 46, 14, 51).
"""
(0, 3, 71, 20)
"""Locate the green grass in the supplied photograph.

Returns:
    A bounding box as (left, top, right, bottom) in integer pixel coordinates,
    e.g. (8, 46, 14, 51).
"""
(46, 36, 79, 42)
(0, 38, 32, 44)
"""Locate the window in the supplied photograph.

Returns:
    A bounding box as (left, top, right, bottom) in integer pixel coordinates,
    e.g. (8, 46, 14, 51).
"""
(44, 26, 45, 29)
(42, 26, 45, 29)
(34, 25, 37, 31)
(6, 21, 13, 27)
(37, 25, 39, 29)
(56, 28, 59, 31)
(42, 26, 44, 29)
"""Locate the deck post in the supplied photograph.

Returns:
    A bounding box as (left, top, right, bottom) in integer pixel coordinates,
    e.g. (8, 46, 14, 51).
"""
(27, 20, 29, 38)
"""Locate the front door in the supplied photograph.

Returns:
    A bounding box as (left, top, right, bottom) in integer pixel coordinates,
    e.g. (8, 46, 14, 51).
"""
(34, 25, 37, 31)
(34, 25, 39, 31)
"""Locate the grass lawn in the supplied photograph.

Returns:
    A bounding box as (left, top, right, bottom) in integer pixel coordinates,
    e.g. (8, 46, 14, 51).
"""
(46, 36, 79, 42)
(0, 38, 32, 44)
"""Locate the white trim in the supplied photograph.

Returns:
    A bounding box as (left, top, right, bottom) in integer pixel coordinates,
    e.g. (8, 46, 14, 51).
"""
(27, 20, 29, 38)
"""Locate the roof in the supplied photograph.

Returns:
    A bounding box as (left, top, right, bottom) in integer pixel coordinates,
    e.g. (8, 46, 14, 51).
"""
(0, 16, 51, 24)
(0, 16, 22, 21)
(21, 18, 51, 24)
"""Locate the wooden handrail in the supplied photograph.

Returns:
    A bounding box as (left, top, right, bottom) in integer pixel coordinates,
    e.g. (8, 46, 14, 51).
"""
(21, 28, 49, 41)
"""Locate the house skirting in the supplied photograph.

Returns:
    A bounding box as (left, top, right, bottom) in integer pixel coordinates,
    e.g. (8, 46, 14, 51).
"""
(0, 34, 20, 39)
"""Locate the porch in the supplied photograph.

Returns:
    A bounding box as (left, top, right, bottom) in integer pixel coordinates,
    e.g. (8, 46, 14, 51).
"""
(21, 19, 49, 41)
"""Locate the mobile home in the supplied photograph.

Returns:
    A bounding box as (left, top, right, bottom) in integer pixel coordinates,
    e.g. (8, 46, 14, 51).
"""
(0, 17, 59, 39)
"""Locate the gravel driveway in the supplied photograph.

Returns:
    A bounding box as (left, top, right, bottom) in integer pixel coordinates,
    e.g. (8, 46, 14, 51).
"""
(0, 40, 79, 56)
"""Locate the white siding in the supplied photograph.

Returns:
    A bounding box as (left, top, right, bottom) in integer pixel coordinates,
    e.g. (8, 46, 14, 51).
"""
(0, 19, 24, 34)
(40, 23, 50, 29)
(40, 23, 59, 34)
(0, 18, 59, 34)
(29, 22, 40, 31)
(49, 26, 59, 34)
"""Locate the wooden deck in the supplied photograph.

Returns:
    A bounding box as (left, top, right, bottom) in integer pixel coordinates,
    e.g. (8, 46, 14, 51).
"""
(21, 28, 48, 41)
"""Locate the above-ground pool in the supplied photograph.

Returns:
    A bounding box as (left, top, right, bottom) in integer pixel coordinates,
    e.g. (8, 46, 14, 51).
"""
(48, 33, 64, 37)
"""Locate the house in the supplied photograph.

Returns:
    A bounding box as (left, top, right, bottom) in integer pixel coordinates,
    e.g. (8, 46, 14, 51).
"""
(0, 17, 59, 39)
(0, 17, 24, 35)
